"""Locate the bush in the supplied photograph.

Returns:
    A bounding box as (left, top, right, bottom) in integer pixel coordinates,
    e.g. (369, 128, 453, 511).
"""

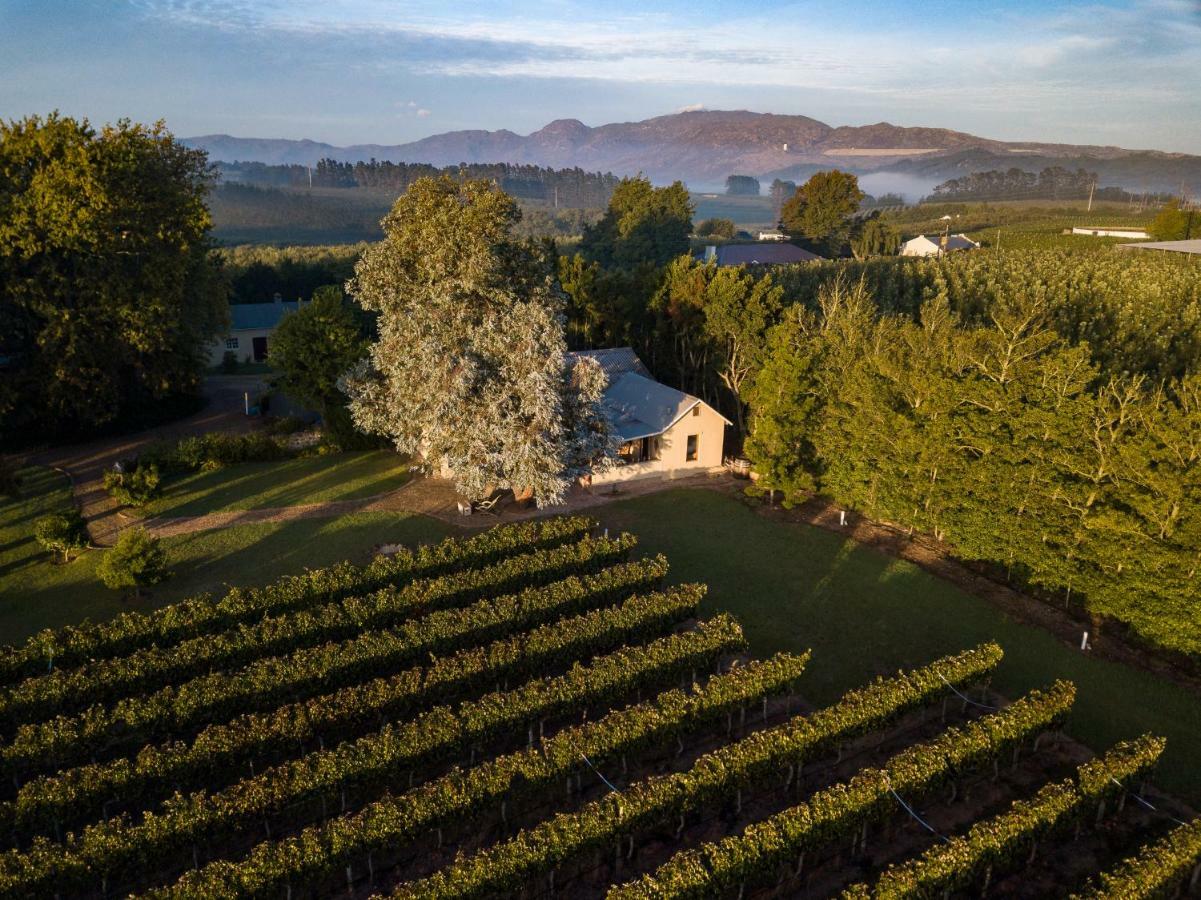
(34, 511, 88, 562)
(265, 415, 307, 436)
(98, 527, 167, 598)
(102, 464, 162, 507)
(141, 432, 290, 474)
(219, 351, 239, 374)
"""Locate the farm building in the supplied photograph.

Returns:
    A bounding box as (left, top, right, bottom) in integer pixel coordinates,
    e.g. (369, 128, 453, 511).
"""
(697, 243, 822, 266)
(569, 348, 731, 485)
(1071, 226, 1149, 239)
(208, 295, 303, 367)
(1119, 238, 1201, 256)
(900, 233, 981, 257)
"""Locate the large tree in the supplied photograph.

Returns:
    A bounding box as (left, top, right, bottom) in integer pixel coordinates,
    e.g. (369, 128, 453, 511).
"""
(780, 170, 865, 256)
(342, 176, 613, 506)
(0, 114, 226, 446)
(1148, 199, 1196, 241)
(579, 176, 693, 270)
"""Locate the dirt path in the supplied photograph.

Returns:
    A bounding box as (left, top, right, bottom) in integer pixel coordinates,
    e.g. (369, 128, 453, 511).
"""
(25, 376, 268, 546)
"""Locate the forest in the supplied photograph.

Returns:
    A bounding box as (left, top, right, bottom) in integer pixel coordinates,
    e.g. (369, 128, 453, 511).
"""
(926, 166, 1174, 203)
(217, 159, 620, 208)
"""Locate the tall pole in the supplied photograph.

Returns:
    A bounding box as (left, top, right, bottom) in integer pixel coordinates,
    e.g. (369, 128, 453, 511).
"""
(1087, 179, 1095, 213)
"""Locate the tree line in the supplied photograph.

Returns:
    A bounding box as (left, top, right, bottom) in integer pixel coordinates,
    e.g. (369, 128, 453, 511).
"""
(927, 166, 1157, 203)
(217, 160, 621, 208)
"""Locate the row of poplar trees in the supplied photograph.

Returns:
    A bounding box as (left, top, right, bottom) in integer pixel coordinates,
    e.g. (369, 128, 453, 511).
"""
(745, 275, 1201, 657)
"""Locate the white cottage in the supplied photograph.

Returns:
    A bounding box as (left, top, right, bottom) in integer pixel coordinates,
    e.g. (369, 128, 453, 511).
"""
(568, 348, 731, 485)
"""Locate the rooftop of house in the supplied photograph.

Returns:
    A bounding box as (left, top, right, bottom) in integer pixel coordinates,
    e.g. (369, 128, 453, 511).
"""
(697, 243, 823, 266)
(566, 348, 731, 442)
(229, 300, 302, 331)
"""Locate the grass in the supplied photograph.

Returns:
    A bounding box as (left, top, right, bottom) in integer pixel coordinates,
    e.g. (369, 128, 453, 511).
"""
(0, 467, 452, 644)
(4, 470, 1198, 805)
(595, 489, 1201, 806)
(135, 451, 412, 518)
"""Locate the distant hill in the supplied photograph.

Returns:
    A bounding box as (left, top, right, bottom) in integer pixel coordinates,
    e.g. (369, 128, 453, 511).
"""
(184, 109, 1201, 193)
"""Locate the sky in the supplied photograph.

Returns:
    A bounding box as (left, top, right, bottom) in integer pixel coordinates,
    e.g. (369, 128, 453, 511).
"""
(1, 0, 1200, 152)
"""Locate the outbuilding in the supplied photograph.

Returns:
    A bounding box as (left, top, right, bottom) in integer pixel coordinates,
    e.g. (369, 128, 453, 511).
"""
(568, 348, 731, 485)
(900, 234, 980, 257)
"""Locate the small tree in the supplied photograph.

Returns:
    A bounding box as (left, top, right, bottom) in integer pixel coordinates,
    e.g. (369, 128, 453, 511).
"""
(1148, 200, 1194, 241)
(34, 511, 89, 562)
(851, 216, 902, 259)
(103, 463, 162, 507)
(98, 527, 167, 598)
(269, 284, 371, 446)
(696, 218, 736, 239)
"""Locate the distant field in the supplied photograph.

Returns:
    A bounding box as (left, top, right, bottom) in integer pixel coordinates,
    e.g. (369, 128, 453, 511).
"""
(691, 192, 777, 228)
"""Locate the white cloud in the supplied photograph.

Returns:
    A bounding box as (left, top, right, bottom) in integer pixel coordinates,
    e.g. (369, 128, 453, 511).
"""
(416, 108, 431, 117)
(675, 103, 705, 113)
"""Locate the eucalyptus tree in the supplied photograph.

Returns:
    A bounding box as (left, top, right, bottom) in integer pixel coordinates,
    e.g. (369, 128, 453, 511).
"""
(342, 176, 613, 507)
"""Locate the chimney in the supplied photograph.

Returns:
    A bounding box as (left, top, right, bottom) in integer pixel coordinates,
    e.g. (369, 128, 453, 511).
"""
(704, 245, 717, 262)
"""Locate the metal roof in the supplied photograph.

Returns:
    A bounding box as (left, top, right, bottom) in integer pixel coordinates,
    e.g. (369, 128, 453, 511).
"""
(229, 301, 301, 331)
(602, 373, 705, 442)
(566, 347, 652, 381)
(567, 347, 731, 441)
(1119, 239, 1201, 255)
(697, 243, 823, 266)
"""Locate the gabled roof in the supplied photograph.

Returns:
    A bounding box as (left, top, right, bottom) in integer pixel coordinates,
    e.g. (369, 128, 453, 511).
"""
(567, 347, 652, 381)
(567, 348, 732, 442)
(229, 301, 301, 331)
(696, 243, 823, 266)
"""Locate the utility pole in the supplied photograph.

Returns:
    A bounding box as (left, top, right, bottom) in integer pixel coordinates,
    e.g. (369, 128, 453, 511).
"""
(1087, 179, 1095, 213)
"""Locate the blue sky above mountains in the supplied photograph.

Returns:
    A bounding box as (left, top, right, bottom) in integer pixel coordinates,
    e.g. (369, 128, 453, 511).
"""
(1, 0, 1198, 151)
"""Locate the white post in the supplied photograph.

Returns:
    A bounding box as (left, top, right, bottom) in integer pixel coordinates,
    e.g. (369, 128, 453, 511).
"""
(244, 392, 250, 415)
(839, 510, 847, 527)
(1080, 631, 1089, 651)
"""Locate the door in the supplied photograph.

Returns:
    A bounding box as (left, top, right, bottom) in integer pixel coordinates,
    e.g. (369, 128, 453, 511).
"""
(252, 336, 268, 362)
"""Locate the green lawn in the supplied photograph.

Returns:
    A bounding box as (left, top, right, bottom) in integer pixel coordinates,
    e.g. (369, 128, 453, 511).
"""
(136, 451, 411, 518)
(595, 489, 1201, 806)
(0, 467, 452, 643)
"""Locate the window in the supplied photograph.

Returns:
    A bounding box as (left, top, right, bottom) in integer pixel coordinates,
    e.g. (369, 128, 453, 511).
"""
(225, 337, 240, 350)
(692, 405, 700, 417)
(686, 434, 698, 462)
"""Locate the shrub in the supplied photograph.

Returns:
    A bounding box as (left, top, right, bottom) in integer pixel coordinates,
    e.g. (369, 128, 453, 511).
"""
(102, 464, 161, 507)
(265, 415, 307, 436)
(219, 350, 239, 374)
(97, 528, 167, 598)
(34, 511, 88, 562)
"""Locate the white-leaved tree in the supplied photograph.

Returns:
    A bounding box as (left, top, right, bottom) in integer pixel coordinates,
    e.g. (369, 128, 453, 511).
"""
(341, 175, 615, 507)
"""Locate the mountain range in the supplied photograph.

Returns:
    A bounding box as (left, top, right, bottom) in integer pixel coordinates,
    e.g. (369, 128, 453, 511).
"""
(184, 110, 1201, 193)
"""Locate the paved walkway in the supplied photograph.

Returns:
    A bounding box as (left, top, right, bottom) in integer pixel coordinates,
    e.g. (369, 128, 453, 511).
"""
(25, 376, 269, 546)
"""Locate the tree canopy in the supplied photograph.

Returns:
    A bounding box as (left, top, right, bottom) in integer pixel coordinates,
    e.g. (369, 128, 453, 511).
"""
(695, 218, 736, 239)
(579, 176, 693, 270)
(780, 170, 865, 256)
(1148, 200, 1197, 241)
(725, 175, 760, 196)
(269, 285, 370, 441)
(0, 114, 226, 447)
(342, 176, 614, 506)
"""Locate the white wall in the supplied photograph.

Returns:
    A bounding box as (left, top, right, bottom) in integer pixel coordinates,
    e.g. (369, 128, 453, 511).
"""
(593, 403, 727, 485)
(207, 328, 274, 367)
